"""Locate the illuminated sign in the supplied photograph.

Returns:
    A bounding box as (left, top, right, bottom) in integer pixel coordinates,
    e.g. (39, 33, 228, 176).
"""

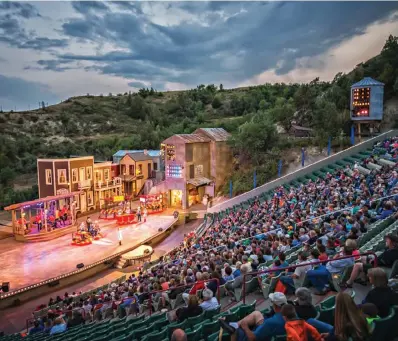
(113, 196, 125, 202)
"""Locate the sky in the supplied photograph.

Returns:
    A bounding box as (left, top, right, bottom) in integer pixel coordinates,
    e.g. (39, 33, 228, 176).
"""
(0, 1, 398, 111)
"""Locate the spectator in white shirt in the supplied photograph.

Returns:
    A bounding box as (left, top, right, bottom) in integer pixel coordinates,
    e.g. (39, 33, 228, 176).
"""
(200, 288, 219, 311)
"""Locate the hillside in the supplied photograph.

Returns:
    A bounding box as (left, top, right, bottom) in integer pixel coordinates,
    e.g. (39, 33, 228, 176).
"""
(0, 35, 397, 207)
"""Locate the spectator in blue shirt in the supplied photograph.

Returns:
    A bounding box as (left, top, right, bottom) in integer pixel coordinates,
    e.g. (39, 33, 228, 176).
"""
(376, 201, 394, 220)
(219, 292, 287, 341)
(50, 317, 67, 336)
(29, 320, 44, 335)
(233, 262, 242, 278)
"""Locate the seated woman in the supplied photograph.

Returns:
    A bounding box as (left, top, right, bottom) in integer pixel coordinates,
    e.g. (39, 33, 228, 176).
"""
(174, 295, 203, 322)
(363, 267, 398, 318)
(323, 292, 370, 341)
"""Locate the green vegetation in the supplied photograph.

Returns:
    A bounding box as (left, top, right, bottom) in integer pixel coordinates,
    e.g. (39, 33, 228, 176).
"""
(0, 35, 397, 206)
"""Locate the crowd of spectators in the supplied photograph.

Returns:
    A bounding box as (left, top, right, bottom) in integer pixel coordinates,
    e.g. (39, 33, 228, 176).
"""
(28, 137, 398, 340)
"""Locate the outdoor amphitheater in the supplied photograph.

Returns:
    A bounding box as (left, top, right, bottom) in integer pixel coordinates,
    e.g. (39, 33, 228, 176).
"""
(1, 130, 398, 341)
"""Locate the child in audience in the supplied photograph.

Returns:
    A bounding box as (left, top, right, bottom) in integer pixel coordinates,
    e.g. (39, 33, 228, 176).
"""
(281, 304, 323, 341)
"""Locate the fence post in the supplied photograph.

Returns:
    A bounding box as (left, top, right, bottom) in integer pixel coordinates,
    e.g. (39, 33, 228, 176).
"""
(301, 148, 305, 167)
(253, 170, 257, 189)
(229, 180, 233, 198)
(327, 137, 331, 156)
(278, 160, 282, 177)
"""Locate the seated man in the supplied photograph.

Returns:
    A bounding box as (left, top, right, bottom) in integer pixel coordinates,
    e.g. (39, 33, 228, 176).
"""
(225, 264, 251, 299)
(219, 292, 287, 341)
(200, 288, 219, 311)
(307, 245, 354, 291)
(279, 251, 312, 293)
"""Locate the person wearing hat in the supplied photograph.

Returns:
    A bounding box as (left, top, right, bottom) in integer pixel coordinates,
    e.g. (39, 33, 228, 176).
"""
(289, 287, 318, 320)
(219, 292, 287, 341)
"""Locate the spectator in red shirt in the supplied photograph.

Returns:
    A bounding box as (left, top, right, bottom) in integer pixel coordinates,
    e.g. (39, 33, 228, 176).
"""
(182, 272, 204, 304)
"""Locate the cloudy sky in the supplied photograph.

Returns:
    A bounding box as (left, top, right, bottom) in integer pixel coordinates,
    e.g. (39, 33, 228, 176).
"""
(1, 1, 398, 111)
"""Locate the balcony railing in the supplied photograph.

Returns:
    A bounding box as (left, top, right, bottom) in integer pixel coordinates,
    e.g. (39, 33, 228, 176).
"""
(78, 179, 92, 189)
(95, 177, 122, 189)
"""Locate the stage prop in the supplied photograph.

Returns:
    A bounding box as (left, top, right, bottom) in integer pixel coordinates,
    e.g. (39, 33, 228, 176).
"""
(4, 192, 81, 242)
(139, 193, 166, 214)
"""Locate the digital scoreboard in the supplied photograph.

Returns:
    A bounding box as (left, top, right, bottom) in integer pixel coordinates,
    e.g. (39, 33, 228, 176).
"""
(352, 87, 370, 117)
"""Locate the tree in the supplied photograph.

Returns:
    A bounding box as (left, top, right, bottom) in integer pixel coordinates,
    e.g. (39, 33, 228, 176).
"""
(211, 95, 222, 109)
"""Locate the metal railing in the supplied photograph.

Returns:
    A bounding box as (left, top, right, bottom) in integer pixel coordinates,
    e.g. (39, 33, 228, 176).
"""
(241, 251, 378, 304)
(147, 278, 220, 316)
(95, 177, 122, 189)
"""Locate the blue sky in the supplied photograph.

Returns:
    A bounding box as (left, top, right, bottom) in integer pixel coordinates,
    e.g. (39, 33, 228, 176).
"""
(0, 1, 398, 111)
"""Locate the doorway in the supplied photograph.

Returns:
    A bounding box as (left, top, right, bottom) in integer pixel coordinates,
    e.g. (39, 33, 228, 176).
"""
(80, 192, 87, 212)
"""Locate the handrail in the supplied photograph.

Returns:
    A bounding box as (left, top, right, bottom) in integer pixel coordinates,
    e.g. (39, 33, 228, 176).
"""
(147, 278, 220, 316)
(242, 251, 378, 304)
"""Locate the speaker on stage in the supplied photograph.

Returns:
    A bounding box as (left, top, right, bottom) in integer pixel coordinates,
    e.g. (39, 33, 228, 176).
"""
(76, 263, 84, 269)
(2, 282, 9, 292)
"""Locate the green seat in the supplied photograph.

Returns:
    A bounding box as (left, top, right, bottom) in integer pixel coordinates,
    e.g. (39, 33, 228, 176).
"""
(318, 307, 334, 326)
(320, 296, 335, 310)
(202, 320, 220, 341)
(207, 331, 230, 341)
(130, 325, 154, 341)
(186, 326, 203, 341)
(167, 320, 187, 339)
(204, 305, 221, 320)
(238, 300, 257, 319)
(146, 313, 166, 324)
(153, 318, 169, 331)
(142, 328, 168, 341)
(111, 327, 127, 338)
(187, 312, 205, 330)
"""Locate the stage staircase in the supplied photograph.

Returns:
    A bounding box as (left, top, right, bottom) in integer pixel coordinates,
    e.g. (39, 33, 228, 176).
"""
(115, 255, 129, 269)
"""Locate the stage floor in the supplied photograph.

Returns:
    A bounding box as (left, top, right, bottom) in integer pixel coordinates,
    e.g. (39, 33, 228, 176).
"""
(0, 214, 176, 292)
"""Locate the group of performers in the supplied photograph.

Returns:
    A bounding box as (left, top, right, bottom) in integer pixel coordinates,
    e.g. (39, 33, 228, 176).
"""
(18, 204, 72, 235)
(72, 217, 103, 246)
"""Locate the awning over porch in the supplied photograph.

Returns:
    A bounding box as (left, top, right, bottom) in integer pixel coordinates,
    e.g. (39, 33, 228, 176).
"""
(186, 177, 213, 187)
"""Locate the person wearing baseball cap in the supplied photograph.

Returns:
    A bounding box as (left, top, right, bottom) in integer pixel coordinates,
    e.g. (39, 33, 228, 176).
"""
(219, 292, 287, 341)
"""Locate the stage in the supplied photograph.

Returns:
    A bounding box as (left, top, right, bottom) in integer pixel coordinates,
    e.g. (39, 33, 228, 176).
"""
(0, 214, 176, 292)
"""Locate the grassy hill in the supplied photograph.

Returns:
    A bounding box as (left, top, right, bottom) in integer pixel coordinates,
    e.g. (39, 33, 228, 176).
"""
(0, 35, 397, 207)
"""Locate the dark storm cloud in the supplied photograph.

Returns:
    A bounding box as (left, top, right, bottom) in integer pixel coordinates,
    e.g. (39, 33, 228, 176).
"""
(0, 74, 59, 111)
(0, 2, 41, 19)
(26, 59, 74, 72)
(0, 3, 68, 51)
(57, 1, 398, 86)
(128, 81, 147, 88)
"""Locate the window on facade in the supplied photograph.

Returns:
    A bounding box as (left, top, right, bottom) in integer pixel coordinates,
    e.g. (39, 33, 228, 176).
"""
(95, 170, 103, 182)
(86, 167, 92, 180)
(138, 164, 143, 175)
(189, 164, 195, 179)
(74, 194, 80, 209)
(58, 169, 67, 184)
(166, 164, 182, 178)
(45, 169, 52, 185)
(87, 191, 93, 206)
(72, 169, 78, 183)
(186, 144, 193, 162)
(104, 169, 110, 181)
(195, 165, 203, 177)
(154, 162, 158, 171)
(166, 145, 176, 161)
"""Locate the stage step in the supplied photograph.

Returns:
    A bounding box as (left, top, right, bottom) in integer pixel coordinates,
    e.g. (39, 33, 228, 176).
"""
(115, 256, 129, 269)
